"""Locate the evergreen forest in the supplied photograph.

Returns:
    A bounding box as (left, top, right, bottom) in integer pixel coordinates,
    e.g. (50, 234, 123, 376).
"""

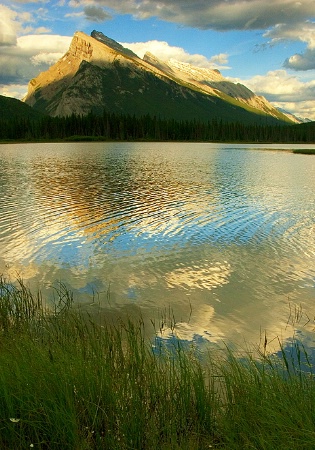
(1, 110, 315, 143)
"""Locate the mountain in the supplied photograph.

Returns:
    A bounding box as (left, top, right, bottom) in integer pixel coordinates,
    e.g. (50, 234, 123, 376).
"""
(276, 107, 312, 124)
(0, 95, 44, 120)
(23, 30, 293, 125)
(144, 54, 287, 121)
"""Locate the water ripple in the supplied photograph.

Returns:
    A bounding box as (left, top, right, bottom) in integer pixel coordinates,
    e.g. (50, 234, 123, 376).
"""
(0, 142, 314, 347)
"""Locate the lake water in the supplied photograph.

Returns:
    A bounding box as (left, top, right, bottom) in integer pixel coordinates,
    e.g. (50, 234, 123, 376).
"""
(0, 142, 314, 351)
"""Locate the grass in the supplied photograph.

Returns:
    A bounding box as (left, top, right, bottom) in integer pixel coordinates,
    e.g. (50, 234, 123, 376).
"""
(292, 148, 315, 154)
(1, 278, 315, 449)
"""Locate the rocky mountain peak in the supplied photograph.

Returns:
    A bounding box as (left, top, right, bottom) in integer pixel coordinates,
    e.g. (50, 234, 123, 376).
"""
(23, 30, 293, 123)
(68, 31, 93, 61)
(90, 30, 138, 59)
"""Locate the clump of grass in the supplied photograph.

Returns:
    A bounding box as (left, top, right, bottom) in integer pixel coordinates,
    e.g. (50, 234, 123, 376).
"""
(1, 278, 315, 449)
(217, 344, 315, 449)
(0, 278, 218, 449)
(293, 148, 315, 154)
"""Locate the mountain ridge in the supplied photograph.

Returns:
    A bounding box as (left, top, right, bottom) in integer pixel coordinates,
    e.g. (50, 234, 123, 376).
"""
(23, 30, 293, 124)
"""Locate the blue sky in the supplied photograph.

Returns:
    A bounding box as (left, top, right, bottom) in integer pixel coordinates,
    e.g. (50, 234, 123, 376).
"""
(1, 0, 315, 119)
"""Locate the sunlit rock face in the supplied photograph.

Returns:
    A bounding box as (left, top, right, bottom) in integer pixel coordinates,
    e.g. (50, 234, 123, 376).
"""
(152, 57, 286, 119)
(23, 30, 293, 123)
(23, 31, 143, 116)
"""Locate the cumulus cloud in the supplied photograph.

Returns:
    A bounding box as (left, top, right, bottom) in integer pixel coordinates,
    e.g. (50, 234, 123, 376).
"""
(209, 53, 229, 65)
(30, 52, 65, 65)
(0, 3, 51, 46)
(70, 0, 315, 73)
(0, 4, 38, 86)
(72, 0, 315, 31)
(84, 5, 112, 22)
(230, 70, 315, 119)
(274, 100, 315, 120)
(0, 33, 71, 85)
(284, 49, 315, 70)
(0, 5, 20, 45)
(0, 83, 28, 99)
(17, 34, 72, 52)
(264, 21, 315, 71)
(241, 70, 315, 101)
(120, 39, 230, 69)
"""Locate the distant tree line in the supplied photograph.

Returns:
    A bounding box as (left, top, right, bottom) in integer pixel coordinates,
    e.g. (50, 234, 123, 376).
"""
(0, 110, 314, 143)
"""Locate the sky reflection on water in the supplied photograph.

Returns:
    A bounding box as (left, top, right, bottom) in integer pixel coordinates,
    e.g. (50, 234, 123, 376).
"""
(0, 142, 314, 352)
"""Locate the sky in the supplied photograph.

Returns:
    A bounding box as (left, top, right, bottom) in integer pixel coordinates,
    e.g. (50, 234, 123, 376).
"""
(0, 0, 315, 120)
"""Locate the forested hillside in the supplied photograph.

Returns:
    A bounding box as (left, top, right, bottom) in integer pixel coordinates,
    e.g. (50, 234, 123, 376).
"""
(0, 95, 43, 120)
(0, 95, 44, 121)
(1, 110, 314, 143)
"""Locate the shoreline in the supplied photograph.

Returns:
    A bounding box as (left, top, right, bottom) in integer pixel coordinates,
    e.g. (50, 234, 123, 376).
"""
(1, 137, 315, 148)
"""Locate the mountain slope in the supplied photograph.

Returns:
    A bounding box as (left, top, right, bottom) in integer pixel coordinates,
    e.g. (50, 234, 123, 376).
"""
(145, 54, 287, 121)
(23, 31, 293, 125)
(0, 95, 44, 120)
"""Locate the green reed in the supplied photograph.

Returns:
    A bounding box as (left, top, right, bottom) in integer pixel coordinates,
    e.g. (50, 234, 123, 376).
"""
(1, 277, 315, 449)
(292, 148, 315, 154)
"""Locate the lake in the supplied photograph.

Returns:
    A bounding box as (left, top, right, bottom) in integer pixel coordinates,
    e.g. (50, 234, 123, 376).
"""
(0, 142, 314, 351)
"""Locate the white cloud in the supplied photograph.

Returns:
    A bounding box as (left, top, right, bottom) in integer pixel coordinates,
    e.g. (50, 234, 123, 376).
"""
(17, 34, 71, 52)
(209, 53, 229, 65)
(0, 32, 71, 84)
(274, 100, 315, 120)
(71, 0, 315, 74)
(73, 0, 315, 31)
(120, 39, 229, 69)
(31, 52, 65, 65)
(0, 3, 51, 47)
(0, 4, 20, 45)
(264, 21, 315, 71)
(0, 83, 28, 99)
(34, 27, 52, 34)
(285, 49, 315, 71)
(65, 11, 84, 18)
(230, 70, 315, 119)
(265, 21, 315, 48)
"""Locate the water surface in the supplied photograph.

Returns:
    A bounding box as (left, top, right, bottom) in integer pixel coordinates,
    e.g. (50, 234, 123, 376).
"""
(0, 142, 314, 350)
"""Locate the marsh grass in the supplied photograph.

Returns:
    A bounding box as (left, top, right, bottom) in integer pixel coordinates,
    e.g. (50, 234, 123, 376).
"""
(292, 148, 315, 154)
(1, 278, 315, 449)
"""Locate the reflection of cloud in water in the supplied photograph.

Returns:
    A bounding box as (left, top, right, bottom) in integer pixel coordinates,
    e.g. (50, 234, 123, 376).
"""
(158, 303, 225, 344)
(156, 300, 314, 357)
(1, 143, 314, 357)
(1, 259, 39, 281)
(156, 261, 231, 345)
(126, 271, 159, 290)
(165, 261, 231, 291)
